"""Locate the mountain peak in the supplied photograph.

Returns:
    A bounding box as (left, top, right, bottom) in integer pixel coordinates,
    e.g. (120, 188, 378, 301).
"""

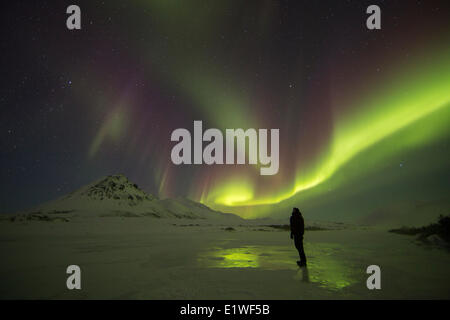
(27, 174, 242, 221)
(65, 174, 157, 205)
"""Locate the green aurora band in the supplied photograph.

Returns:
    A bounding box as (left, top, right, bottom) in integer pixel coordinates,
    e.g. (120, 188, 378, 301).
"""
(201, 47, 450, 209)
(83, 2, 449, 219)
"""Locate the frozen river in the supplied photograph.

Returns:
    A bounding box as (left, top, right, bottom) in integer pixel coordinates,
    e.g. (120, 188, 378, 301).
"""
(0, 217, 448, 299)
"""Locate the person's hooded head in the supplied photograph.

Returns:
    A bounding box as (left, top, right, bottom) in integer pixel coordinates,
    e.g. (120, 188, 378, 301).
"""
(292, 207, 301, 216)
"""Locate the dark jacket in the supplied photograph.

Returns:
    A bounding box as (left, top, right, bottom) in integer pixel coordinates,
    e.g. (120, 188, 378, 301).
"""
(290, 213, 304, 236)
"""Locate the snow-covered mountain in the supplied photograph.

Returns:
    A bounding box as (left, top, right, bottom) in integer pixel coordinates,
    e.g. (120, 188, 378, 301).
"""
(27, 174, 242, 221)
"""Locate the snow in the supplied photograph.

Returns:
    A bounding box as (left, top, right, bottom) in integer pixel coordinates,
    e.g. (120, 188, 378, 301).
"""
(0, 217, 449, 299)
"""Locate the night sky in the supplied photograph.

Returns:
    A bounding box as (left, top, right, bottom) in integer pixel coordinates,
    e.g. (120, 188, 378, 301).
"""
(1, 1, 449, 220)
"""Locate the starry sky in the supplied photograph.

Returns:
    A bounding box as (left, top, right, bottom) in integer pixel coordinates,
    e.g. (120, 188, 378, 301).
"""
(1, 1, 449, 221)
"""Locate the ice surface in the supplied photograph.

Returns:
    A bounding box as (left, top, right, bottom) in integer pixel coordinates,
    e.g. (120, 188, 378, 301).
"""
(0, 216, 448, 299)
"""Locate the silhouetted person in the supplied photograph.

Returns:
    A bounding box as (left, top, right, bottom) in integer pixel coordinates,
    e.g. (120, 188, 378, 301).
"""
(290, 207, 307, 267)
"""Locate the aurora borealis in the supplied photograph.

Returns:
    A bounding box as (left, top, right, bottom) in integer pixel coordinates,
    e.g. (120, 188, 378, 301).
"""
(1, 1, 449, 221)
